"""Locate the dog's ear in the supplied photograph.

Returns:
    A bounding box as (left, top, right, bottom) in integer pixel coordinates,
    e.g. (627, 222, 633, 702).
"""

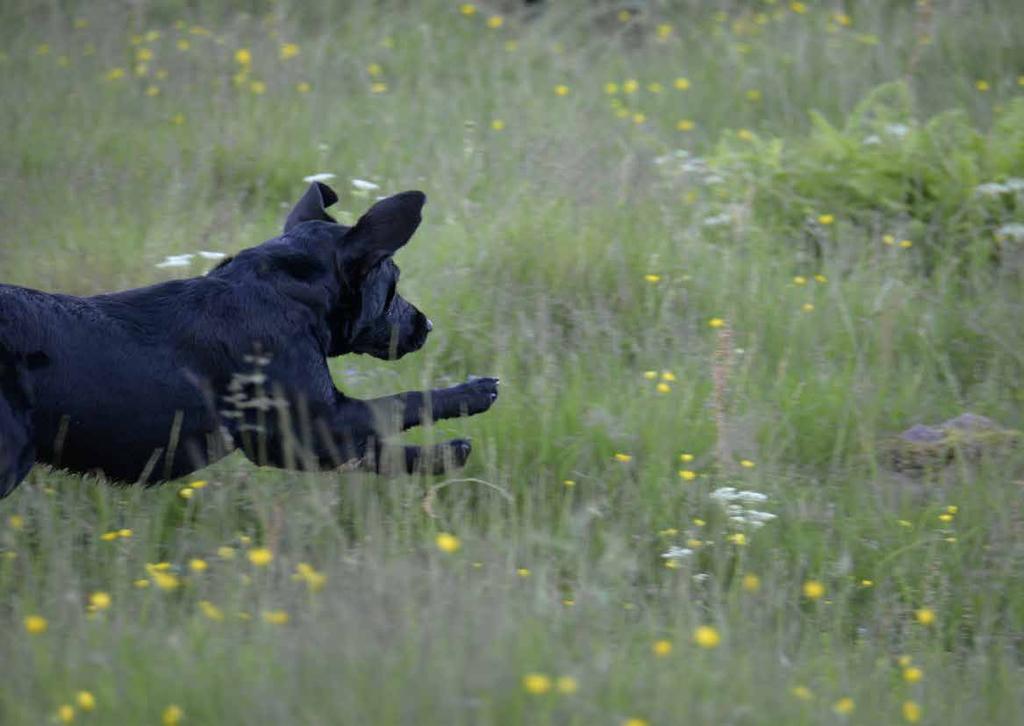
(343, 191, 425, 269)
(284, 182, 339, 233)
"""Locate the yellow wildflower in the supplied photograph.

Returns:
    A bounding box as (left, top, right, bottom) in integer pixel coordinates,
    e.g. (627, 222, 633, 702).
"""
(370, 82, 388, 93)
(737, 129, 754, 142)
(791, 685, 813, 701)
(740, 459, 755, 468)
(613, 453, 632, 463)
(803, 580, 825, 600)
(975, 80, 989, 92)
(459, 3, 477, 16)
(818, 214, 834, 225)
(178, 487, 193, 499)
(234, 48, 251, 65)
(728, 533, 747, 546)
(915, 608, 935, 625)
(279, 43, 300, 60)
(248, 548, 273, 566)
(189, 558, 208, 573)
(604, 82, 619, 95)
(742, 573, 761, 592)
(790, 2, 807, 13)
(152, 571, 180, 591)
(903, 666, 923, 683)
(105, 67, 126, 81)
(89, 591, 111, 611)
(296, 81, 311, 93)
(24, 615, 48, 634)
(249, 80, 266, 95)
(145, 85, 160, 97)
(623, 79, 638, 94)
(694, 625, 721, 649)
(655, 382, 671, 394)
(643, 371, 657, 380)
(679, 453, 694, 462)
(199, 600, 224, 621)
(674, 77, 690, 90)
(746, 89, 762, 102)
(833, 697, 855, 715)
(75, 691, 96, 711)
(57, 705, 75, 723)
(100, 531, 119, 541)
(176, 38, 190, 51)
(708, 317, 725, 328)
(486, 15, 504, 29)
(491, 119, 505, 131)
(522, 673, 551, 694)
(554, 84, 570, 96)
(623, 720, 648, 726)
(652, 639, 672, 656)
(262, 609, 290, 625)
(563, 479, 575, 487)
(899, 239, 913, 249)
(133, 578, 150, 589)
(903, 701, 922, 723)
(118, 528, 132, 538)
(435, 533, 461, 553)
(516, 568, 531, 578)
(162, 705, 183, 726)
(678, 469, 696, 481)
(802, 303, 815, 312)
(555, 676, 577, 694)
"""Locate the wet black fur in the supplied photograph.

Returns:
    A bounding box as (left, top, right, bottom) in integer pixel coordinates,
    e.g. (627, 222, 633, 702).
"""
(0, 183, 498, 497)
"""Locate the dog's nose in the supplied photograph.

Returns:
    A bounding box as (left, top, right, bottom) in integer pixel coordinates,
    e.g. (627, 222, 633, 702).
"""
(426, 318, 433, 332)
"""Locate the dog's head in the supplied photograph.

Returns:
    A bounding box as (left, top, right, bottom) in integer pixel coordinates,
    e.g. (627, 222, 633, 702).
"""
(281, 182, 433, 360)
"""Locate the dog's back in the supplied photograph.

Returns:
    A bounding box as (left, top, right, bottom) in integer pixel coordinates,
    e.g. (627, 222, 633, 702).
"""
(0, 342, 46, 497)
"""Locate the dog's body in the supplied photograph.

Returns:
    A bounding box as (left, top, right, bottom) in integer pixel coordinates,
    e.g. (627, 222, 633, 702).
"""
(0, 345, 46, 497)
(0, 182, 498, 496)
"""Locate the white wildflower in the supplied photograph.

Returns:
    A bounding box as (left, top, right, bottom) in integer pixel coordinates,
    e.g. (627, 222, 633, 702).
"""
(198, 251, 227, 260)
(156, 254, 194, 268)
(302, 172, 336, 183)
(661, 546, 694, 560)
(351, 178, 380, 191)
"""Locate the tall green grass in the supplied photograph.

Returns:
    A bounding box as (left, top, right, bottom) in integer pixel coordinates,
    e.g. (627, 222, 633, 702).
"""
(1, 1, 1022, 724)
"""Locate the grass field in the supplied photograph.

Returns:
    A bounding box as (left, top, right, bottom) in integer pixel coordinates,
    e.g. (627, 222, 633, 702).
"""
(2, 1, 1023, 724)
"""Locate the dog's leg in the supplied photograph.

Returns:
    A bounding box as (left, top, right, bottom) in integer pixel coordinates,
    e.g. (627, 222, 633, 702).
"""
(365, 378, 499, 431)
(365, 438, 473, 475)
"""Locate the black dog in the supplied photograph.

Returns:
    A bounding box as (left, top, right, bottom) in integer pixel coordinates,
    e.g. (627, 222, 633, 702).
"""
(0, 345, 47, 497)
(0, 182, 498, 497)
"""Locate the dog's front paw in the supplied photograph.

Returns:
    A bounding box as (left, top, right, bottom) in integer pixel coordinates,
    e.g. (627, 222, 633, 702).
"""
(459, 376, 499, 415)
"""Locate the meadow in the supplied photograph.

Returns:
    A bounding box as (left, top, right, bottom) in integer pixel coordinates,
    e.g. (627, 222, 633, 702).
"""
(1, 0, 1023, 723)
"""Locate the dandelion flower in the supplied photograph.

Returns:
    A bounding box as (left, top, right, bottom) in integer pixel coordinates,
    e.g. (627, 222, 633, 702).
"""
(170, 113, 185, 125)
(118, 528, 133, 538)
(486, 15, 504, 29)
(902, 701, 922, 723)
(100, 531, 119, 541)
(676, 119, 695, 132)
(652, 639, 673, 656)
(679, 453, 694, 462)
(708, 317, 725, 328)
(694, 625, 721, 649)
(176, 38, 190, 51)
(790, 2, 808, 13)
(656, 23, 673, 40)
(742, 573, 761, 592)
(737, 129, 754, 142)
(643, 371, 657, 380)
(818, 214, 834, 225)
(563, 479, 575, 487)
(938, 513, 953, 523)
(643, 273, 660, 283)
(674, 77, 691, 90)
(459, 3, 477, 15)
(803, 580, 825, 600)
(903, 666, 923, 683)
(623, 79, 638, 94)
(522, 673, 551, 694)
(24, 615, 48, 634)
(279, 42, 299, 60)
(623, 720, 648, 726)
(189, 558, 208, 573)
(791, 685, 813, 701)
(490, 119, 505, 131)
(516, 568, 531, 578)
(555, 676, 578, 694)
(728, 532, 747, 546)
(262, 609, 290, 625)
(56, 705, 75, 723)
(793, 275, 807, 285)
(740, 459, 755, 469)
(815, 274, 828, 283)
(152, 571, 180, 591)
(162, 705, 184, 726)
(248, 548, 273, 566)
(75, 692, 96, 711)
(604, 82, 619, 95)
(860, 579, 874, 587)
(249, 80, 266, 95)
(975, 80, 989, 92)
(178, 487, 193, 499)
(435, 533, 461, 553)
(234, 48, 252, 65)
(833, 697, 855, 715)
(296, 81, 311, 93)
(656, 382, 671, 394)
(89, 592, 111, 611)
(217, 546, 235, 560)
(145, 85, 160, 97)
(801, 303, 815, 312)
(899, 239, 913, 248)
(199, 600, 224, 621)
(133, 578, 150, 589)
(678, 469, 696, 481)
(554, 84, 570, 96)
(915, 608, 935, 625)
